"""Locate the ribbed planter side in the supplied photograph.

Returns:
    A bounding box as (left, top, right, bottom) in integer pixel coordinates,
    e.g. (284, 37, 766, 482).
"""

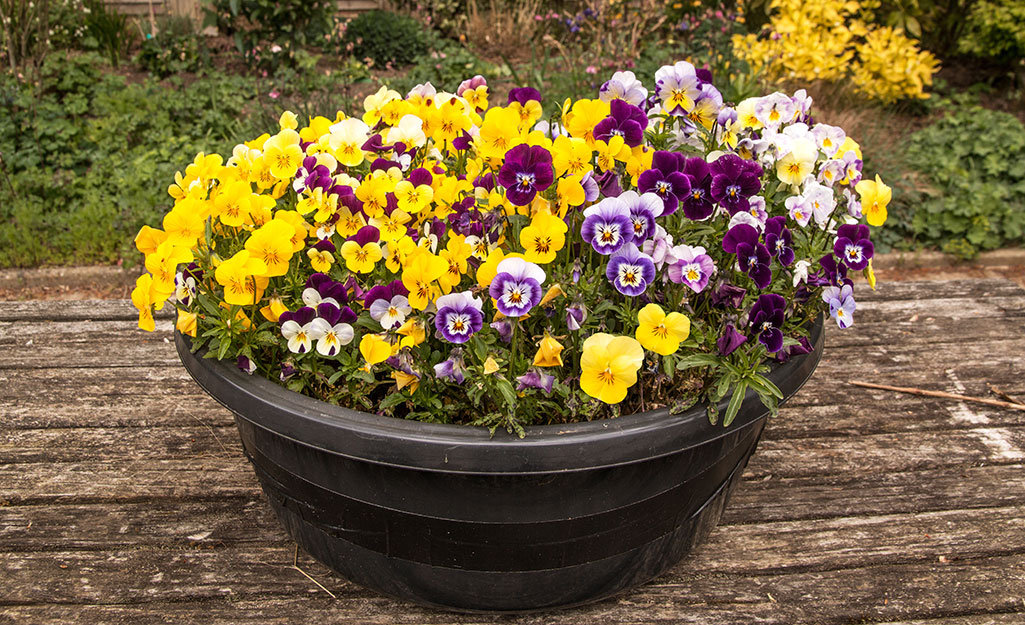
(176, 317, 823, 612)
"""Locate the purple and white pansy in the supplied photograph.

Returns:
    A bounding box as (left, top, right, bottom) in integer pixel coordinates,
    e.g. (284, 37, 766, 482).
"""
(822, 283, 856, 329)
(749, 293, 787, 353)
(606, 243, 656, 296)
(637, 150, 690, 215)
(833, 224, 874, 271)
(667, 244, 715, 293)
(581, 196, 634, 255)
(435, 291, 484, 344)
(489, 257, 546, 317)
(722, 223, 773, 289)
(618, 190, 665, 244)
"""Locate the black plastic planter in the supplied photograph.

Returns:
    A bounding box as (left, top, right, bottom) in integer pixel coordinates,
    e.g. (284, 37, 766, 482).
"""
(176, 317, 823, 612)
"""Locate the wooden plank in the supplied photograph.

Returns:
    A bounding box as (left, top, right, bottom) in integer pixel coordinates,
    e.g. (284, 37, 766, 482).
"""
(0, 425, 241, 464)
(1, 550, 1023, 624)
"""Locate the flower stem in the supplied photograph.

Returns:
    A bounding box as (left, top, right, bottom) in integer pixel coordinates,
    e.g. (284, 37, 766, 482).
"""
(508, 317, 519, 378)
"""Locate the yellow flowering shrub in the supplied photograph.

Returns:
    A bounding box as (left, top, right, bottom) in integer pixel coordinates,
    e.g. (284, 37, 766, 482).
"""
(732, 0, 939, 102)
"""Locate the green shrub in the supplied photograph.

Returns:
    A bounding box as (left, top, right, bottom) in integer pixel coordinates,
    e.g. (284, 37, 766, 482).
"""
(343, 10, 427, 68)
(82, 0, 137, 68)
(958, 0, 1025, 66)
(204, 0, 337, 71)
(904, 106, 1025, 258)
(136, 15, 209, 78)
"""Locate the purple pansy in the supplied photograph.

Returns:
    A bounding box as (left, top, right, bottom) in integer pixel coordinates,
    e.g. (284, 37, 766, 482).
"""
(434, 349, 468, 384)
(497, 144, 554, 206)
(667, 244, 715, 293)
(712, 283, 747, 309)
(813, 254, 851, 288)
(618, 190, 664, 245)
(279, 306, 317, 354)
(581, 196, 633, 255)
(489, 257, 546, 317)
(507, 86, 542, 106)
(606, 243, 656, 296)
(749, 293, 786, 353)
(654, 61, 701, 116)
(822, 284, 856, 329)
(363, 279, 409, 310)
(303, 273, 347, 308)
(709, 153, 762, 215)
(637, 151, 691, 215)
(764, 216, 795, 266)
(516, 369, 555, 394)
(566, 300, 587, 331)
(236, 355, 256, 374)
(833, 224, 874, 271)
(680, 156, 715, 220)
(490, 318, 514, 343)
(293, 156, 334, 194)
(717, 323, 748, 356)
(722, 223, 772, 289)
(435, 291, 484, 344)
(593, 99, 648, 147)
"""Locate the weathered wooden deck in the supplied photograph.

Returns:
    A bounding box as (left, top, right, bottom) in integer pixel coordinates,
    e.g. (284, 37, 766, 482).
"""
(2, 278, 1024, 624)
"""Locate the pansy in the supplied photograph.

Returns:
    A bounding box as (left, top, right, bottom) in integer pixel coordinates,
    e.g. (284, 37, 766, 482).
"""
(279, 307, 319, 354)
(776, 137, 818, 186)
(581, 196, 634, 255)
(516, 369, 556, 394)
(359, 334, 393, 368)
(402, 250, 449, 310)
(641, 225, 675, 270)
(370, 294, 412, 330)
(812, 123, 846, 158)
(507, 87, 543, 127)
(599, 70, 648, 107)
(593, 99, 648, 148)
(489, 257, 546, 317)
(520, 211, 568, 264)
(667, 244, 715, 293)
(687, 83, 723, 130)
(340, 225, 383, 274)
(435, 291, 484, 344)
(654, 61, 701, 116)
(855, 175, 891, 227)
(533, 332, 565, 367)
(709, 153, 762, 215)
(803, 180, 838, 227)
(302, 273, 347, 310)
(637, 150, 690, 215)
(635, 303, 691, 356)
(822, 284, 856, 328)
(833, 224, 874, 270)
(566, 301, 587, 331)
(717, 324, 748, 356)
(309, 310, 355, 357)
(723, 223, 773, 288)
(679, 157, 714, 221)
(434, 348, 468, 384)
(215, 249, 268, 306)
(749, 293, 787, 353)
(606, 243, 656, 297)
(579, 333, 645, 404)
(764, 216, 795, 266)
(497, 143, 555, 206)
(618, 191, 664, 245)
(754, 92, 796, 129)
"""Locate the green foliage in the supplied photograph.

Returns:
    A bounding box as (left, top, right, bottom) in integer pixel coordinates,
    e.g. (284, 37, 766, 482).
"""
(0, 0, 86, 72)
(136, 15, 209, 78)
(387, 0, 469, 37)
(959, 0, 1025, 65)
(343, 10, 429, 68)
(391, 37, 495, 94)
(903, 105, 1025, 258)
(203, 0, 337, 71)
(860, 0, 974, 58)
(82, 0, 136, 68)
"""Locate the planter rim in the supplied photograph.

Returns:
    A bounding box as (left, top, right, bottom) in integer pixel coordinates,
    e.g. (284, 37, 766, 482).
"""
(176, 315, 823, 475)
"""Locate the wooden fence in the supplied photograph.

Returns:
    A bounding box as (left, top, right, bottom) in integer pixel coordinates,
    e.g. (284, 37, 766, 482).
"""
(102, 0, 382, 19)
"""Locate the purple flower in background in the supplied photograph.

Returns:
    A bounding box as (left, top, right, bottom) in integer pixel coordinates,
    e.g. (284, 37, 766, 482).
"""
(490, 318, 513, 342)
(618, 190, 664, 245)
(813, 254, 850, 288)
(489, 257, 546, 317)
(236, 355, 256, 375)
(606, 243, 656, 296)
(641, 224, 674, 270)
(293, 155, 333, 194)
(434, 349, 468, 384)
(497, 143, 554, 206)
(667, 244, 715, 293)
(363, 279, 409, 310)
(833, 224, 874, 270)
(638, 151, 691, 215)
(434, 291, 484, 344)
(581, 196, 633, 255)
(712, 283, 747, 309)
(516, 369, 556, 394)
(723, 223, 772, 289)
(566, 301, 587, 331)
(593, 99, 648, 147)
(717, 323, 747, 356)
(764, 216, 795, 266)
(595, 168, 623, 197)
(775, 335, 813, 363)
(709, 153, 762, 215)
(303, 273, 347, 308)
(580, 171, 600, 203)
(749, 293, 786, 353)
(822, 284, 856, 329)
(680, 157, 714, 221)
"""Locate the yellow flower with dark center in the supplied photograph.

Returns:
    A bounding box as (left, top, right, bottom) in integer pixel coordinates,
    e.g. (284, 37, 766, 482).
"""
(401, 250, 448, 310)
(520, 211, 568, 265)
(263, 129, 303, 180)
(215, 250, 269, 306)
(855, 174, 891, 227)
(245, 220, 296, 277)
(579, 333, 644, 404)
(340, 239, 383, 274)
(635, 303, 690, 356)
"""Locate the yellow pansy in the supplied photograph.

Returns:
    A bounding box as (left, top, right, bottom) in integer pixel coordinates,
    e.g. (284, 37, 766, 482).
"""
(397, 318, 427, 348)
(551, 135, 593, 177)
(635, 304, 691, 356)
(175, 309, 197, 337)
(132, 273, 159, 332)
(533, 333, 565, 367)
(135, 225, 168, 256)
(359, 334, 392, 368)
(579, 333, 645, 404)
(855, 174, 891, 227)
(215, 249, 269, 306)
(566, 99, 611, 145)
(594, 136, 631, 173)
(401, 250, 448, 310)
(262, 129, 303, 180)
(260, 297, 289, 322)
(340, 238, 383, 274)
(245, 219, 296, 277)
(519, 211, 567, 264)
(307, 247, 334, 273)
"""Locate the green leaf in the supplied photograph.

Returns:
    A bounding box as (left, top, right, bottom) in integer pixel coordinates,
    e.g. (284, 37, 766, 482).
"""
(675, 353, 721, 371)
(723, 381, 749, 427)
